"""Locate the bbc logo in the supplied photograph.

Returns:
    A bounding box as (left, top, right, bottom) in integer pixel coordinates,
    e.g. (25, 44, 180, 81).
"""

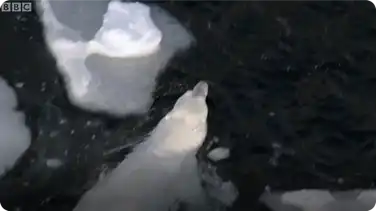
(1, 2, 32, 12)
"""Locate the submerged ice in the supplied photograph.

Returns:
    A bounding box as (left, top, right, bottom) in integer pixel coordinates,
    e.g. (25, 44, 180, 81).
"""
(73, 81, 210, 211)
(0, 78, 31, 176)
(200, 162, 238, 209)
(37, 0, 193, 116)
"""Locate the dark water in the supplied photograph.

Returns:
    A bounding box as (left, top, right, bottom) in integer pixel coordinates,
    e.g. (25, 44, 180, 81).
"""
(0, 1, 376, 211)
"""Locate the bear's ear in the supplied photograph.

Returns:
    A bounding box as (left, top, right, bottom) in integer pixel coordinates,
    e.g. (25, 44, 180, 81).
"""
(192, 81, 208, 98)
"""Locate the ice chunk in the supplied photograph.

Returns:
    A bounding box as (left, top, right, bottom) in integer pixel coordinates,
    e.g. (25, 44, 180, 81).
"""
(0, 78, 31, 176)
(216, 181, 238, 206)
(37, 0, 193, 116)
(281, 190, 335, 210)
(46, 158, 63, 168)
(319, 200, 370, 211)
(74, 82, 209, 211)
(200, 163, 238, 208)
(207, 147, 230, 162)
(87, 1, 162, 58)
(261, 189, 376, 211)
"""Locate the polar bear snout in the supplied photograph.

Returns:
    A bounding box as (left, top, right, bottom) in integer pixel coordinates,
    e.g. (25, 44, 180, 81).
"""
(192, 81, 208, 98)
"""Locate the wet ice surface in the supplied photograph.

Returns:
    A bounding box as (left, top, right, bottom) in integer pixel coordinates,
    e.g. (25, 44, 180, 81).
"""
(0, 78, 31, 176)
(37, 0, 193, 116)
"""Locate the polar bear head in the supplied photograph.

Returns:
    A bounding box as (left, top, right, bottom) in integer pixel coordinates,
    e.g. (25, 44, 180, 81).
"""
(165, 81, 209, 130)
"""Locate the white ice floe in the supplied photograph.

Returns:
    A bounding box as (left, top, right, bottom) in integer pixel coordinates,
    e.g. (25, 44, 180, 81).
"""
(207, 147, 230, 162)
(74, 81, 210, 211)
(0, 78, 31, 176)
(37, 0, 193, 116)
(260, 189, 376, 211)
(87, 1, 162, 58)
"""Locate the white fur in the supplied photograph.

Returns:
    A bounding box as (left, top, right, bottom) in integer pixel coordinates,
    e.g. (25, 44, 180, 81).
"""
(74, 81, 210, 211)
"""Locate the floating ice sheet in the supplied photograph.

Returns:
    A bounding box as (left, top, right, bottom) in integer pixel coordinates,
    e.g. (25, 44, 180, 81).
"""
(0, 78, 31, 176)
(37, 0, 193, 116)
(74, 82, 209, 211)
(260, 189, 376, 211)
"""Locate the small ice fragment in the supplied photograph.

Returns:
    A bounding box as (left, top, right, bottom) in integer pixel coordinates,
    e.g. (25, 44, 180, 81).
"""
(262, 189, 376, 211)
(213, 136, 219, 143)
(207, 147, 230, 162)
(337, 177, 344, 184)
(46, 159, 63, 168)
(209, 181, 239, 206)
(49, 130, 59, 137)
(15, 82, 24, 88)
(59, 118, 67, 124)
(281, 190, 335, 210)
(200, 163, 238, 207)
